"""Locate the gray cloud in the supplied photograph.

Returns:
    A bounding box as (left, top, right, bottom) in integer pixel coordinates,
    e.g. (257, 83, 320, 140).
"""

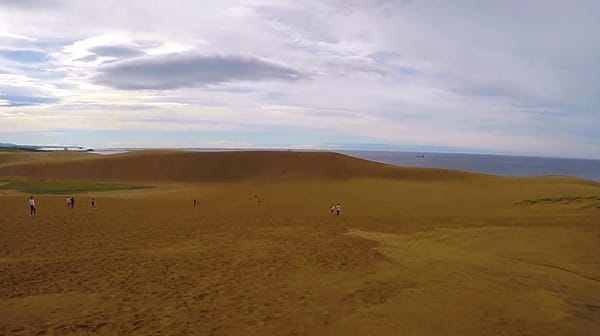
(93, 54, 302, 90)
(88, 45, 144, 58)
(73, 54, 98, 62)
(0, 0, 61, 9)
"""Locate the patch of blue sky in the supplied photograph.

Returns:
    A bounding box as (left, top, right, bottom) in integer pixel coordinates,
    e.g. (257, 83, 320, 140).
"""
(368, 51, 420, 77)
(0, 95, 58, 106)
(0, 49, 48, 63)
(263, 92, 287, 100)
(394, 66, 420, 76)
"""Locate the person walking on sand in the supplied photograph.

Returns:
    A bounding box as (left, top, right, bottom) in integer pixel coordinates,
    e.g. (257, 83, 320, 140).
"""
(71, 196, 75, 208)
(335, 203, 341, 216)
(29, 196, 36, 215)
(67, 196, 71, 208)
(330, 204, 335, 213)
(91, 198, 96, 209)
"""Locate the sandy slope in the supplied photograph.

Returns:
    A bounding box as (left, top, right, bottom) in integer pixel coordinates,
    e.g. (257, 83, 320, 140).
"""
(0, 150, 475, 182)
(1, 151, 600, 335)
(0, 151, 93, 168)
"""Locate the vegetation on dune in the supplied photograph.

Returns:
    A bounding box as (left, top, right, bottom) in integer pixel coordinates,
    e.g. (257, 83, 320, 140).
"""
(0, 179, 148, 194)
(518, 196, 600, 208)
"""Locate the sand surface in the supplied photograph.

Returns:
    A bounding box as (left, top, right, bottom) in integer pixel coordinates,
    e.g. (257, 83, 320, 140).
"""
(1, 151, 600, 335)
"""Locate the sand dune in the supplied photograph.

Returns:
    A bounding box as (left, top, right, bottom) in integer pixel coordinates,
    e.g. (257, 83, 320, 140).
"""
(1, 177, 599, 335)
(0, 151, 92, 168)
(2, 150, 599, 335)
(0, 150, 476, 182)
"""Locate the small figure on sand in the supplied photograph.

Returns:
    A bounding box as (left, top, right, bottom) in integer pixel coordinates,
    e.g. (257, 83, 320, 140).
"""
(67, 196, 72, 208)
(335, 203, 341, 216)
(91, 198, 96, 209)
(193, 199, 197, 206)
(71, 196, 75, 208)
(29, 196, 36, 215)
(330, 204, 335, 213)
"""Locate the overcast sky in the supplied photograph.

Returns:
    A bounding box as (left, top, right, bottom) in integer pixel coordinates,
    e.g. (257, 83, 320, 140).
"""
(0, 0, 598, 158)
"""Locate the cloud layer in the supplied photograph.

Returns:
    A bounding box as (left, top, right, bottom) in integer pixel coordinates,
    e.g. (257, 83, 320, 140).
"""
(0, 0, 598, 158)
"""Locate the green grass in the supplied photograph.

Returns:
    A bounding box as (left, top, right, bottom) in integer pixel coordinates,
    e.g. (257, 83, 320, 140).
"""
(0, 179, 149, 194)
(518, 196, 600, 208)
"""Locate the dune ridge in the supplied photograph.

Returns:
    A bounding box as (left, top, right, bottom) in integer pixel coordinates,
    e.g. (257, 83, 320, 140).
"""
(0, 151, 88, 166)
(0, 150, 475, 183)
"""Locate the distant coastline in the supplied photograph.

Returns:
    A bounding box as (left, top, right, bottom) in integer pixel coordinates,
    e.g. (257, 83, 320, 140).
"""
(0, 143, 93, 152)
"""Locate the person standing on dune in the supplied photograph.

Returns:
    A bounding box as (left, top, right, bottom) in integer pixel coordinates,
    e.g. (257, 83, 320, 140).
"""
(29, 196, 36, 215)
(336, 203, 341, 216)
(91, 198, 96, 209)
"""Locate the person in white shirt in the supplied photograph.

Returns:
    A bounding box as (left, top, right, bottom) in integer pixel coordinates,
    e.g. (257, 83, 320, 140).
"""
(29, 196, 36, 215)
(67, 196, 71, 208)
(335, 203, 341, 216)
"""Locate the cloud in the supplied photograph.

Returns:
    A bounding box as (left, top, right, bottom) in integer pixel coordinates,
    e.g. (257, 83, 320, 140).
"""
(0, 1, 599, 158)
(0, 30, 37, 41)
(88, 45, 144, 58)
(0, 74, 61, 107)
(93, 53, 302, 90)
(73, 54, 98, 62)
(0, 0, 61, 9)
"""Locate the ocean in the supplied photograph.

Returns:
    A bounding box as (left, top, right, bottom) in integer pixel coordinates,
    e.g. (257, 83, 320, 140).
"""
(340, 151, 600, 182)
